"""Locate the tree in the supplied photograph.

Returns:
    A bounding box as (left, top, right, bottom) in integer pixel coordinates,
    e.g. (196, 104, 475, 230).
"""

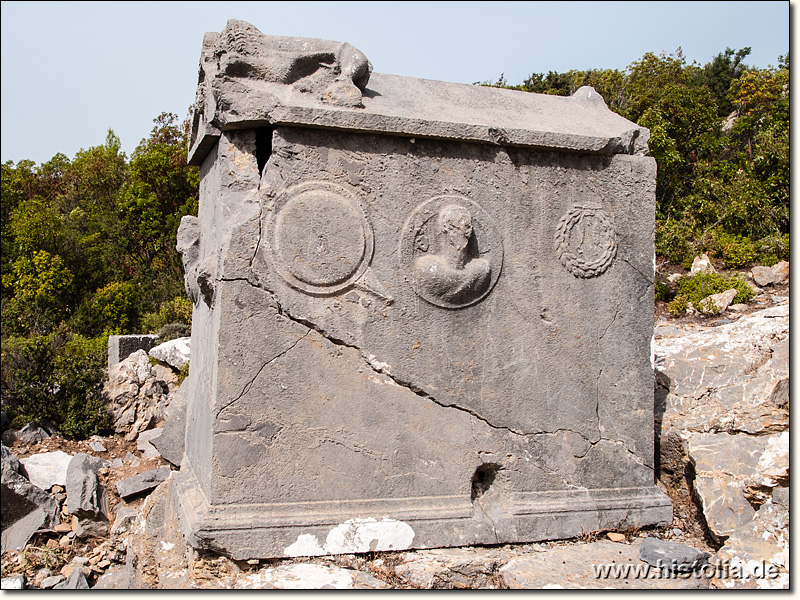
(701, 47, 751, 117)
(117, 112, 199, 312)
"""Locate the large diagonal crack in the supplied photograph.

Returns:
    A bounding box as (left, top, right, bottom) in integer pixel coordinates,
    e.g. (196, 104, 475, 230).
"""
(215, 330, 310, 417)
(217, 276, 651, 471)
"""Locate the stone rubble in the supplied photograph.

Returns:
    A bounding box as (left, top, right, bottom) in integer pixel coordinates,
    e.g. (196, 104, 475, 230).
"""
(1, 423, 50, 445)
(103, 350, 174, 441)
(638, 537, 710, 573)
(115, 467, 172, 500)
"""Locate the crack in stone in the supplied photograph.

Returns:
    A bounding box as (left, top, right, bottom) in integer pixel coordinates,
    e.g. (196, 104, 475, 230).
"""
(215, 330, 311, 418)
(218, 277, 630, 460)
(249, 204, 264, 268)
(621, 258, 653, 284)
(595, 368, 602, 436)
(473, 497, 500, 543)
(599, 310, 619, 342)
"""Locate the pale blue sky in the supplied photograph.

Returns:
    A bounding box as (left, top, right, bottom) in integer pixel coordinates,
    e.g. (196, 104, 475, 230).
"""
(1, 1, 790, 165)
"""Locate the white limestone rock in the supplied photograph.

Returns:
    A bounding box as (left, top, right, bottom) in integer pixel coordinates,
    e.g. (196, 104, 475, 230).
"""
(711, 499, 789, 589)
(19, 450, 73, 490)
(689, 254, 716, 275)
(655, 305, 789, 438)
(770, 260, 789, 283)
(696, 288, 738, 315)
(103, 350, 171, 440)
(686, 430, 788, 541)
(149, 337, 190, 370)
(751, 265, 776, 286)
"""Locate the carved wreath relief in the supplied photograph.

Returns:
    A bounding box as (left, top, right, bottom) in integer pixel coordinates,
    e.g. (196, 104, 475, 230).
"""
(555, 206, 617, 278)
(267, 181, 374, 295)
(401, 196, 503, 308)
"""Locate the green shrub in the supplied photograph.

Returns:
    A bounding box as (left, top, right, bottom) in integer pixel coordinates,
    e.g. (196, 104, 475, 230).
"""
(70, 281, 139, 336)
(177, 361, 190, 386)
(755, 233, 790, 266)
(711, 231, 758, 268)
(92, 282, 138, 334)
(0, 328, 110, 439)
(141, 297, 193, 334)
(654, 281, 674, 302)
(655, 219, 696, 266)
(667, 295, 689, 316)
(667, 272, 755, 315)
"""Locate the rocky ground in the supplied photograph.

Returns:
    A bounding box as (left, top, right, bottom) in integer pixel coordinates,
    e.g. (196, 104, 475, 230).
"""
(0, 261, 789, 589)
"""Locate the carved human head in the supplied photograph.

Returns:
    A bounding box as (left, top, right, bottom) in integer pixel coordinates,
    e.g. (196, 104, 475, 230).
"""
(439, 205, 473, 251)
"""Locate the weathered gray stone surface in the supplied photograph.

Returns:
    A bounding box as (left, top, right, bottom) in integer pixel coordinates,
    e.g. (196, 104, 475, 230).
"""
(88, 440, 107, 452)
(771, 486, 789, 508)
(108, 334, 160, 366)
(110, 506, 140, 536)
(656, 304, 789, 439)
(1, 443, 20, 479)
(1, 423, 50, 445)
(104, 349, 172, 440)
(686, 430, 787, 541)
(1, 446, 59, 552)
(149, 337, 190, 370)
(1, 493, 46, 553)
(499, 540, 710, 589)
(116, 467, 172, 499)
(91, 564, 138, 589)
(654, 301, 789, 589)
(72, 514, 109, 539)
(66, 453, 107, 516)
(711, 499, 789, 589)
(188, 21, 648, 167)
(174, 20, 668, 560)
(39, 575, 65, 589)
(136, 427, 164, 458)
(638, 537, 709, 573)
(18, 450, 72, 490)
(151, 379, 188, 467)
(53, 567, 89, 590)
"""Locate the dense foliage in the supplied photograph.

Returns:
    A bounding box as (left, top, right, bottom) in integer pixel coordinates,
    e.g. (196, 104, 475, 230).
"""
(485, 48, 789, 268)
(1, 113, 198, 435)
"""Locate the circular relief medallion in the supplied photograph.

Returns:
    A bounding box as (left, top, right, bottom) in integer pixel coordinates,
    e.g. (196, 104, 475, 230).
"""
(555, 206, 617, 278)
(400, 195, 503, 309)
(268, 181, 373, 295)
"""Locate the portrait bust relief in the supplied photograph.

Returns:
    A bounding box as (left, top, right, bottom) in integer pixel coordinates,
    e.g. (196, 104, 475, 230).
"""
(402, 196, 503, 309)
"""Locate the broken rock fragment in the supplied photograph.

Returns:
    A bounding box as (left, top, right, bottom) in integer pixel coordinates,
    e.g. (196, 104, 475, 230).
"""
(116, 467, 171, 500)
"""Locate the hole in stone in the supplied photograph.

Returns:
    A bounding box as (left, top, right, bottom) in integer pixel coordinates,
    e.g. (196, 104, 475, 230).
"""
(255, 127, 273, 175)
(471, 463, 501, 501)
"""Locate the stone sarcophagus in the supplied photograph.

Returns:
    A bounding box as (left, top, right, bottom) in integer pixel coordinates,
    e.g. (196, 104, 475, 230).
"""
(174, 19, 672, 559)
